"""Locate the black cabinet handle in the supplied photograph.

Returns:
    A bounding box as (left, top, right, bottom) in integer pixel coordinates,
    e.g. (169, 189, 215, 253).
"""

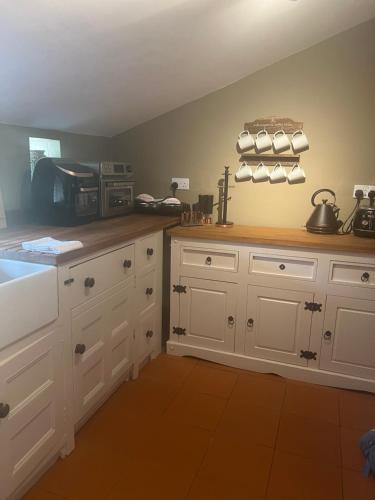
(146, 330, 154, 338)
(0, 403, 10, 419)
(247, 318, 254, 328)
(323, 331, 332, 340)
(228, 315, 235, 326)
(84, 277, 95, 288)
(145, 287, 153, 296)
(205, 256, 212, 265)
(361, 272, 370, 283)
(75, 344, 86, 355)
(279, 264, 286, 270)
(123, 259, 132, 268)
(147, 248, 154, 256)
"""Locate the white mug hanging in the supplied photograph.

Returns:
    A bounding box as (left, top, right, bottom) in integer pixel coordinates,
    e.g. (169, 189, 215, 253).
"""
(270, 163, 287, 183)
(255, 129, 272, 153)
(288, 163, 306, 184)
(235, 162, 253, 182)
(291, 130, 309, 153)
(273, 130, 290, 153)
(253, 162, 270, 182)
(237, 130, 255, 151)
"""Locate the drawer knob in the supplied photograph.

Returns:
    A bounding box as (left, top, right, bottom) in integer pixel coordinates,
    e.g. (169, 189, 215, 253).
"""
(123, 259, 132, 268)
(361, 272, 370, 283)
(75, 344, 86, 355)
(279, 264, 286, 270)
(323, 331, 332, 341)
(145, 287, 153, 296)
(84, 277, 95, 288)
(228, 315, 235, 326)
(147, 248, 154, 256)
(247, 318, 254, 328)
(205, 256, 212, 265)
(0, 403, 10, 419)
(146, 330, 154, 338)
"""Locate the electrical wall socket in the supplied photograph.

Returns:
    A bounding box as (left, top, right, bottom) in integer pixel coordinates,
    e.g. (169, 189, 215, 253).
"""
(353, 185, 375, 198)
(171, 177, 190, 190)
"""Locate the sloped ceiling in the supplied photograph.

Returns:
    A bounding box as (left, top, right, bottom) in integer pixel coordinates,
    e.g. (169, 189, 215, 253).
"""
(0, 0, 374, 137)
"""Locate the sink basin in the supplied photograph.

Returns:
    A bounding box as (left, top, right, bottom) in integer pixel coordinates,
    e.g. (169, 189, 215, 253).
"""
(0, 259, 58, 350)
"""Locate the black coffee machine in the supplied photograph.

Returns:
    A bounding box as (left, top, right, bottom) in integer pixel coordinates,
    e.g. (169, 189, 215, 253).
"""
(353, 190, 375, 238)
(31, 158, 99, 226)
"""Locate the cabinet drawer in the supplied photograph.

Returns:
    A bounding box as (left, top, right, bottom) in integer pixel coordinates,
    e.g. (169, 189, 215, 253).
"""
(137, 305, 159, 364)
(181, 247, 238, 272)
(329, 261, 375, 288)
(249, 253, 317, 281)
(136, 233, 158, 272)
(69, 244, 134, 307)
(137, 268, 157, 314)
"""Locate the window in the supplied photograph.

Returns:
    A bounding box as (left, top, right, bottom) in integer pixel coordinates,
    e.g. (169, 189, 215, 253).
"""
(29, 137, 61, 176)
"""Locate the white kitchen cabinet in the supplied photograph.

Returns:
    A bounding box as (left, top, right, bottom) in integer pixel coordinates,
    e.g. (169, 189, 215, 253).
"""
(176, 277, 238, 352)
(244, 285, 314, 366)
(72, 280, 134, 424)
(0, 326, 64, 499)
(168, 237, 375, 393)
(137, 305, 160, 367)
(319, 295, 375, 379)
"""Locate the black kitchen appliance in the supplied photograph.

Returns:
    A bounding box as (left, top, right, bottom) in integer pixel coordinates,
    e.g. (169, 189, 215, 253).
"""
(353, 190, 375, 238)
(306, 189, 342, 234)
(31, 158, 99, 226)
(82, 161, 135, 218)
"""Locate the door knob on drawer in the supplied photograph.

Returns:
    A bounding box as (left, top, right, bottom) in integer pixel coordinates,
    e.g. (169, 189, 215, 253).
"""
(146, 330, 154, 338)
(227, 315, 235, 326)
(361, 272, 370, 282)
(205, 256, 212, 265)
(279, 264, 286, 270)
(123, 259, 132, 268)
(0, 403, 10, 419)
(145, 287, 153, 296)
(146, 248, 154, 256)
(84, 277, 95, 288)
(75, 344, 86, 355)
(247, 318, 254, 328)
(323, 331, 332, 340)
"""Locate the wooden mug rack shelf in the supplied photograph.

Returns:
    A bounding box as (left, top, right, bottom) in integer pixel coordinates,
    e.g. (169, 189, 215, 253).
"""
(239, 153, 300, 166)
(244, 117, 303, 134)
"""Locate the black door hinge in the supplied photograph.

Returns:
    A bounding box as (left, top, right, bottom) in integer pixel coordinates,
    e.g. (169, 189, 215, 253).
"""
(64, 278, 74, 286)
(172, 327, 186, 336)
(300, 350, 317, 360)
(304, 301, 322, 312)
(173, 285, 187, 294)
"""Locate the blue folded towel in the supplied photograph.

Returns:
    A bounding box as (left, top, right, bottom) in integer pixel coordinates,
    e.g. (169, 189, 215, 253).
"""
(359, 430, 375, 477)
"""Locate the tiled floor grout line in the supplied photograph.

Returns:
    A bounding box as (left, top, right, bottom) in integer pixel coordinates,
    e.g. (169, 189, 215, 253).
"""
(182, 370, 240, 500)
(263, 380, 288, 500)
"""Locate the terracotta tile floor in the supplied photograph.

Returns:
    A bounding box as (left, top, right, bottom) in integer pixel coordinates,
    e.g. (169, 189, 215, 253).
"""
(24, 354, 375, 500)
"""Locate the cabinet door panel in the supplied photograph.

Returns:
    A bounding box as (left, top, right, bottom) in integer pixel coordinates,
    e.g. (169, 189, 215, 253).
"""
(137, 305, 159, 365)
(72, 303, 107, 422)
(106, 286, 133, 387)
(245, 286, 313, 366)
(320, 296, 375, 379)
(0, 330, 63, 496)
(179, 278, 237, 352)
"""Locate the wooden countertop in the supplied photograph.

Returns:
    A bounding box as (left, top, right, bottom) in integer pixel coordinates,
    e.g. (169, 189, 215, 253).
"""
(168, 224, 375, 255)
(0, 214, 179, 265)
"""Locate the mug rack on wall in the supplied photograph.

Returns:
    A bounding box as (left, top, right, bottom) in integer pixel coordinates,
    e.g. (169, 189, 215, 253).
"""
(237, 116, 304, 166)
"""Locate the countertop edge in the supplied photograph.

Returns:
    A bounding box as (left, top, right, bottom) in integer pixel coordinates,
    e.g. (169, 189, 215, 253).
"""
(167, 225, 375, 255)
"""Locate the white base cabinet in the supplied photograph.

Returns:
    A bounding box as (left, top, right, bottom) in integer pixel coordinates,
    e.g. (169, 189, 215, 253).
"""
(0, 324, 64, 500)
(168, 238, 375, 393)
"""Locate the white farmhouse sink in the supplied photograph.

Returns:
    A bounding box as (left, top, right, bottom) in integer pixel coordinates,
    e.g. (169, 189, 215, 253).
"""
(0, 259, 58, 349)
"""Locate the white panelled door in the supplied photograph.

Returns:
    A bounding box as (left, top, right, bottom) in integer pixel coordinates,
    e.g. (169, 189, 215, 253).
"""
(245, 285, 314, 366)
(0, 329, 63, 498)
(178, 277, 237, 352)
(320, 295, 375, 379)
